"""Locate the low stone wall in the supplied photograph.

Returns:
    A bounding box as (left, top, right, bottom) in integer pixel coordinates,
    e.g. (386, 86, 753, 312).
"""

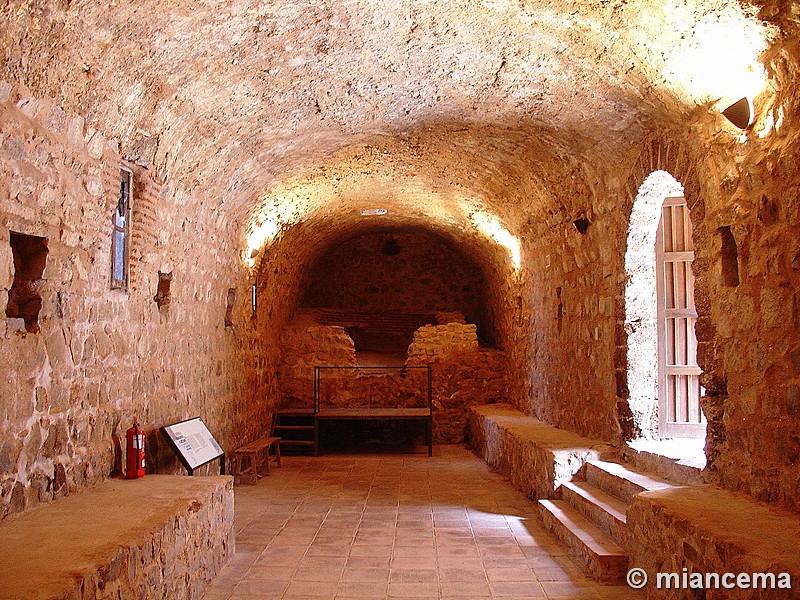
(408, 322, 508, 442)
(279, 323, 357, 407)
(468, 403, 614, 499)
(0, 475, 234, 600)
(627, 485, 800, 599)
(406, 322, 479, 363)
(279, 317, 507, 443)
(431, 349, 506, 443)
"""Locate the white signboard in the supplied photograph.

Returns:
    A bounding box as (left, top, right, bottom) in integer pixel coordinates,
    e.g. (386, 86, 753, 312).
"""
(162, 417, 224, 471)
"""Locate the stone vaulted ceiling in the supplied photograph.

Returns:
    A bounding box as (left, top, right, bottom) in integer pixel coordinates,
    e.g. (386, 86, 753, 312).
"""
(0, 0, 777, 262)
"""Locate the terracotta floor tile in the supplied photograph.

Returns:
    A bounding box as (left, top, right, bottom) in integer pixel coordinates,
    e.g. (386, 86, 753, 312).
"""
(485, 566, 538, 582)
(346, 555, 392, 569)
(390, 557, 438, 570)
(439, 580, 492, 598)
(392, 545, 437, 558)
(283, 580, 339, 597)
(438, 567, 487, 582)
(244, 565, 296, 581)
(489, 580, 547, 597)
(348, 544, 394, 557)
(200, 446, 643, 600)
(231, 579, 289, 596)
(389, 568, 439, 583)
(291, 567, 344, 582)
(387, 581, 440, 597)
(340, 566, 391, 582)
(541, 580, 604, 599)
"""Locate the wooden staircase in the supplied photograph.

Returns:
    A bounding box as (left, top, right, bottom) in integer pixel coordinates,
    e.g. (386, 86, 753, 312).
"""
(271, 409, 317, 455)
(538, 459, 674, 583)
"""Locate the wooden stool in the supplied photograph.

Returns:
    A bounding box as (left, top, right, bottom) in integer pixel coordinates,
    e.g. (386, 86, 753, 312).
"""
(231, 436, 281, 484)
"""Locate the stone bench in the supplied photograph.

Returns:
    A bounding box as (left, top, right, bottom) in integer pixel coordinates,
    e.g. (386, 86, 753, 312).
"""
(0, 475, 234, 600)
(627, 485, 800, 599)
(468, 403, 614, 499)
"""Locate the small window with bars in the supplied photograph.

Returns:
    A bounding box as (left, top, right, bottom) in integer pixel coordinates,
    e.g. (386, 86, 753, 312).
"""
(111, 167, 132, 290)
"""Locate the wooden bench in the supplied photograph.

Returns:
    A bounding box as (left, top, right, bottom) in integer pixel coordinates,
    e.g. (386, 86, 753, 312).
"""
(231, 436, 281, 484)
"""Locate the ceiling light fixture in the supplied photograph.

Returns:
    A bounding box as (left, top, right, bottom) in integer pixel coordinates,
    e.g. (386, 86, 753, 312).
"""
(721, 96, 754, 129)
(360, 208, 388, 216)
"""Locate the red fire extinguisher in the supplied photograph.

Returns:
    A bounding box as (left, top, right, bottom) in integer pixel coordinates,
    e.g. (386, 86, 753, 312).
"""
(126, 417, 146, 479)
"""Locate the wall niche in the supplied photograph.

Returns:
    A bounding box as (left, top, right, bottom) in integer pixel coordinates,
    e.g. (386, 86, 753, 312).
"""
(6, 232, 48, 333)
(154, 271, 172, 319)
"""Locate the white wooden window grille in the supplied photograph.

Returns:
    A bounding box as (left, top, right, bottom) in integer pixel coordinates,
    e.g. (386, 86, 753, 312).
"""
(656, 196, 706, 438)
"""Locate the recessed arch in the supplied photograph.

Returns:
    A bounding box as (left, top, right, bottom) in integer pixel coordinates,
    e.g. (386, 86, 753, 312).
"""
(251, 212, 512, 344)
(298, 227, 495, 349)
(625, 170, 704, 438)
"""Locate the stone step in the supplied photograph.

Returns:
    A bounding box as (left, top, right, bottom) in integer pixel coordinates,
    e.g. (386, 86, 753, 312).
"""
(560, 480, 629, 547)
(584, 460, 674, 504)
(538, 499, 628, 583)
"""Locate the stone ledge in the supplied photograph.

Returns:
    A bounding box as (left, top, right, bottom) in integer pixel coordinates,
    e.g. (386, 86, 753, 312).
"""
(0, 475, 234, 600)
(468, 403, 615, 499)
(628, 485, 800, 599)
(623, 438, 706, 486)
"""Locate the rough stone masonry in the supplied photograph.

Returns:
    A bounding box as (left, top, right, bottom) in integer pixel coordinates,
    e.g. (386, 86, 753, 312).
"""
(0, 0, 797, 568)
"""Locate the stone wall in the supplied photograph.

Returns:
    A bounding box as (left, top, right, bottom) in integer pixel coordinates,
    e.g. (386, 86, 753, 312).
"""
(467, 403, 614, 499)
(0, 82, 268, 519)
(0, 0, 798, 525)
(278, 320, 357, 408)
(506, 104, 800, 513)
(510, 186, 621, 443)
(0, 475, 234, 600)
(406, 321, 479, 363)
(300, 231, 491, 341)
(626, 485, 800, 599)
(278, 317, 506, 443)
(608, 115, 800, 512)
(407, 322, 507, 442)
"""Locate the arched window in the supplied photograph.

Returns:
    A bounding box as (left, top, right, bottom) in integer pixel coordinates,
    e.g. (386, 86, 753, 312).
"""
(625, 171, 706, 439)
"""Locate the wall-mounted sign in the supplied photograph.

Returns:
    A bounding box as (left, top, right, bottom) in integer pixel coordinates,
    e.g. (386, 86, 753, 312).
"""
(161, 417, 225, 475)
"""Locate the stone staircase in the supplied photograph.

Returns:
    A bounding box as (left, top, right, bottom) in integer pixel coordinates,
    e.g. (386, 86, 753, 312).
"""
(538, 459, 675, 584)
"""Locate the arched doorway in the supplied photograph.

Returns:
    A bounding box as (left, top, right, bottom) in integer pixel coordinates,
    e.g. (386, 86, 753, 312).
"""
(625, 171, 706, 440)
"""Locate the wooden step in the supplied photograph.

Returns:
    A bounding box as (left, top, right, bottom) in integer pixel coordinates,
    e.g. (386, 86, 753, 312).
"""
(276, 409, 315, 417)
(584, 460, 674, 504)
(538, 499, 628, 583)
(560, 480, 629, 547)
(274, 409, 318, 455)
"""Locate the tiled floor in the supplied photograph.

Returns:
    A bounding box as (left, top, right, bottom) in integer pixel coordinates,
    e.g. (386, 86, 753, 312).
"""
(202, 445, 641, 600)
